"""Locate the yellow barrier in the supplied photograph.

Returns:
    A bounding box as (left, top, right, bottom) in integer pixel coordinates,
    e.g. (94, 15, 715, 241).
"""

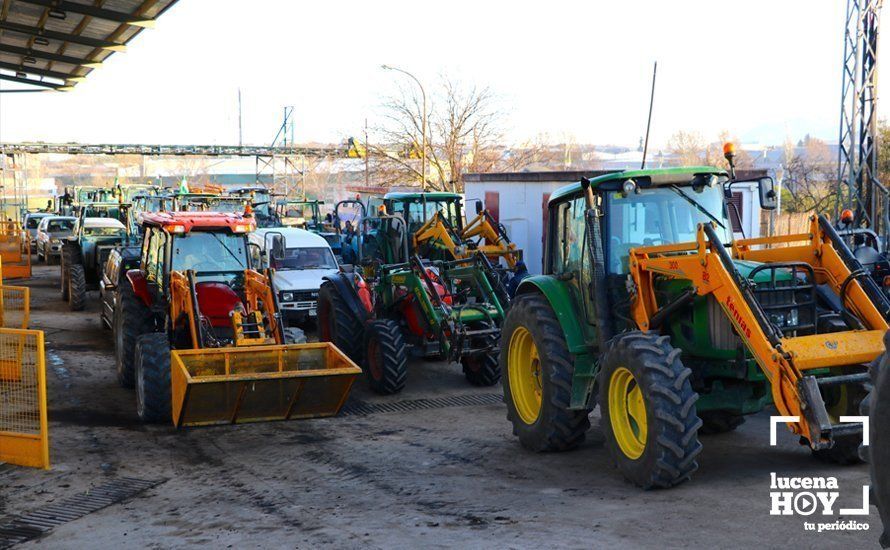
(0, 328, 48, 469)
(0, 285, 30, 329)
(0, 231, 31, 279)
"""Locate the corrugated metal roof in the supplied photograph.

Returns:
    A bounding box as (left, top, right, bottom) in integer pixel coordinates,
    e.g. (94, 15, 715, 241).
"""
(0, 0, 178, 91)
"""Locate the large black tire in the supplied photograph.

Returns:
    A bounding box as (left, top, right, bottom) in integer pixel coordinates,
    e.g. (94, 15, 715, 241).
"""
(599, 331, 703, 489)
(363, 319, 408, 395)
(500, 294, 590, 452)
(868, 338, 890, 548)
(698, 411, 746, 435)
(67, 263, 87, 311)
(462, 352, 500, 386)
(135, 332, 171, 423)
(114, 285, 154, 388)
(317, 281, 364, 364)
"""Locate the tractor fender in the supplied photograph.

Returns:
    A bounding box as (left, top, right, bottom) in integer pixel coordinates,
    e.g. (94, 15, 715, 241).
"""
(126, 269, 153, 307)
(515, 275, 598, 410)
(515, 276, 592, 356)
(323, 272, 371, 323)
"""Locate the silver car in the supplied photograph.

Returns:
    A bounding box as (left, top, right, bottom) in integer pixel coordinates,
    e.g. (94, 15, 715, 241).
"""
(35, 216, 76, 264)
(23, 212, 52, 251)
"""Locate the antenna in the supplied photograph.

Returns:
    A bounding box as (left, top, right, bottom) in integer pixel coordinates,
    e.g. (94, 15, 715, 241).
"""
(640, 61, 658, 170)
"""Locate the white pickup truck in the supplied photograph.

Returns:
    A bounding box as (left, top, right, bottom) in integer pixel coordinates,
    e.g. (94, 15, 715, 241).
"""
(249, 227, 340, 324)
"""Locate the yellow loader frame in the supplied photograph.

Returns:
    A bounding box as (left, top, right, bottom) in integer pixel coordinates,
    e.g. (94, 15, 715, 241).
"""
(628, 215, 887, 447)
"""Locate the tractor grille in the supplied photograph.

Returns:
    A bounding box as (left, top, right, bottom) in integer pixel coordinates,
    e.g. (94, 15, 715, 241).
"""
(708, 296, 741, 350)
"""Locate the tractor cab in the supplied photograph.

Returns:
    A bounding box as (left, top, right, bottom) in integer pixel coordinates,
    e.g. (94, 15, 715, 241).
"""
(229, 186, 279, 228)
(277, 199, 325, 230)
(363, 192, 464, 265)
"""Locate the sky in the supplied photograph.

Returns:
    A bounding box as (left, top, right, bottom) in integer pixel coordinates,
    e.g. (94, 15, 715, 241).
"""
(0, 0, 868, 149)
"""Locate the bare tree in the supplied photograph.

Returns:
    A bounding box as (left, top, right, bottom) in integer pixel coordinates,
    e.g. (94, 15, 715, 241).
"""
(781, 136, 836, 214)
(666, 130, 751, 169)
(369, 76, 556, 192)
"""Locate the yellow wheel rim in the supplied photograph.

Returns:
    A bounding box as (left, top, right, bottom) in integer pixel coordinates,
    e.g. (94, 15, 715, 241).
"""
(508, 326, 543, 424)
(608, 367, 648, 460)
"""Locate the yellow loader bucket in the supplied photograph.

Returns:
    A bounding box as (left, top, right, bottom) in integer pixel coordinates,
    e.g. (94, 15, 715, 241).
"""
(170, 342, 361, 428)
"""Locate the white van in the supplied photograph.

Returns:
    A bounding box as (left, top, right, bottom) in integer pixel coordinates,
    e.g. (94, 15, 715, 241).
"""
(249, 227, 339, 323)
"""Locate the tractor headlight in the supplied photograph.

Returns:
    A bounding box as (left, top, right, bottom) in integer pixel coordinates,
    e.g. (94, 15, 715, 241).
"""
(50, 238, 60, 244)
(621, 179, 637, 197)
(281, 292, 294, 302)
(788, 308, 799, 327)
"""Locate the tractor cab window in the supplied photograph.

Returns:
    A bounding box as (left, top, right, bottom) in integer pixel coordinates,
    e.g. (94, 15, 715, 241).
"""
(391, 199, 461, 234)
(605, 184, 731, 274)
(550, 196, 587, 275)
(171, 231, 248, 276)
(145, 228, 168, 288)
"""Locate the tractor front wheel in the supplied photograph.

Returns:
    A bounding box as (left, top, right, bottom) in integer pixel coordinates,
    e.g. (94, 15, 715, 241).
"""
(363, 319, 407, 394)
(67, 263, 87, 311)
(500, 294, 590, 452)
(599, 331, 703, 489)
(135, 332, 171, 423)
(317, 282, 364, 364)
(114, 285, 153, 388)
(462, 352, 500, 386)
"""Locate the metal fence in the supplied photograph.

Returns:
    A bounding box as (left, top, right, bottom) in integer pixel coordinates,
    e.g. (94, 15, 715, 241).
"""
(0, 328, 48, 469)
(0, 285, 30, 329)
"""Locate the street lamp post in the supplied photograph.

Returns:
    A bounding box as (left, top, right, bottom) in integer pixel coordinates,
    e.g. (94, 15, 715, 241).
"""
(381, 64, 427, 191)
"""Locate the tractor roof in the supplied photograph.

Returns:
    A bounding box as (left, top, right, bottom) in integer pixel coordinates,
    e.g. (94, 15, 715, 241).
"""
(83, 217, 127, 229)
(549, 166, 728, 204)
(384, 191, 461, 201)
(139, 211, 255, 234)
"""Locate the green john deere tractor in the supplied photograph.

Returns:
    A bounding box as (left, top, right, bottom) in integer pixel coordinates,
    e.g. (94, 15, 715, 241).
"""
(501, 164, 889, 489)
(362, 191, 465, 265)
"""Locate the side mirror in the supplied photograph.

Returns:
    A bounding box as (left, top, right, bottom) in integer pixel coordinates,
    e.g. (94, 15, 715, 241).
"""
(475, 201, 483, 215)
(758, 176, 777, 210)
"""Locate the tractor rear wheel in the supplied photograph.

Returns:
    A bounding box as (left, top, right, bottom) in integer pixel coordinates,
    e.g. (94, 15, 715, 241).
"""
(363, 319, 408, 394)
(500, 294, 590, 452)
(317, 282, 364, 364)
(135, 332, 171, 423)
(699, 411, 746, 435)
(462, 352, 500, 386)
(114, 285, 153, 388)
(67, 263, 87, 311)
(599, 331, 703, 489)
(867, 339, 890, 547)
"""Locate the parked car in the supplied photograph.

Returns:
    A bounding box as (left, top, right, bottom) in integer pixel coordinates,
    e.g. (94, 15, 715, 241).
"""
(35, 216, 76, 263)
(248, 227, 339, 324)
(23, 212, 53, 251)
(99, 245, 141, 331)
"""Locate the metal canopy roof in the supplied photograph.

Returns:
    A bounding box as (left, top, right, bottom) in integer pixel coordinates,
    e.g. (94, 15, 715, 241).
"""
(0, 0, 178, 91)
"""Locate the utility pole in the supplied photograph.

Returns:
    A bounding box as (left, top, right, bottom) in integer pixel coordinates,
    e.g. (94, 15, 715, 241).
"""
(364, 118, 370, 188)
(237, 88, 243, 147)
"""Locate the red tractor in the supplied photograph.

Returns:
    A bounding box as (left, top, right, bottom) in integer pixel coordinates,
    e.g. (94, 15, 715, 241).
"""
(115, 211, 358, 426)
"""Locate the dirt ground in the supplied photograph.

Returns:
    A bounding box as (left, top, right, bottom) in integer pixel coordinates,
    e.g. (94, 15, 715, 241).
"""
(0, 264, 883, 549)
